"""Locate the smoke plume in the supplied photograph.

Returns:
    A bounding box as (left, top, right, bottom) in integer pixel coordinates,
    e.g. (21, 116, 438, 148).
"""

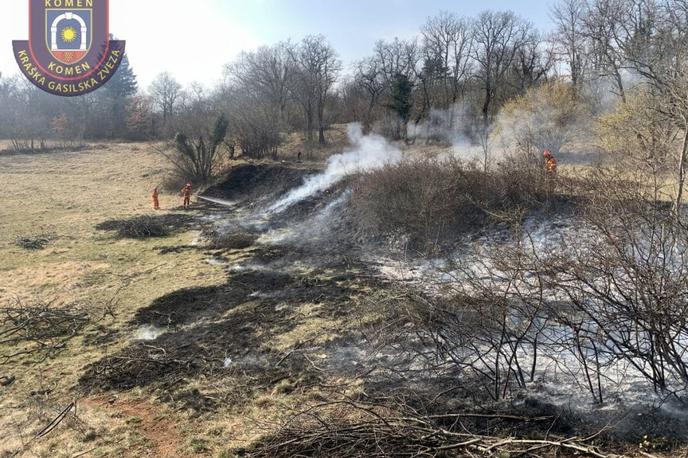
(269, 123, 403, 213)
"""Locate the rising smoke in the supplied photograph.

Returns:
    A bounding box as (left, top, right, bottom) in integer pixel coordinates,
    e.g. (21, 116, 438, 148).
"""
(268, 123, 403, 213)
(406, 103, 484, 163)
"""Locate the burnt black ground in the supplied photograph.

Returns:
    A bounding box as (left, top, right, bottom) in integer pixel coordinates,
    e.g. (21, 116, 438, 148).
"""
(95, 213, 197, 239)
(79, 162, 387, 415)
(203, 163, 320, 206)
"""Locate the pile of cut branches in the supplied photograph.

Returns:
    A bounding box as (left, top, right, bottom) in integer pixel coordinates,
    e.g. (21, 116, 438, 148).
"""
(0, 300, 91, 364)
(247, 400, 614, 458)
(95, 214, 196, 239)
(15, 233, 55, 250)
(95, 215, 170, 239)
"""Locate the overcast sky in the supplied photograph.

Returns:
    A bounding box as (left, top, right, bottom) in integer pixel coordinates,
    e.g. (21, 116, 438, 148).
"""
(0, 0, 556, 91)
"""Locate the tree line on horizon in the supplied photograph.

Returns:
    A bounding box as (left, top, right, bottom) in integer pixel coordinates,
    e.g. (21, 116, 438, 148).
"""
(1, 0, 687, 164)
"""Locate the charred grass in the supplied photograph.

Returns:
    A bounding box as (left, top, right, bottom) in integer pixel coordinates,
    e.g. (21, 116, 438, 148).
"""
(206, 230, 259, 250)
(78, 241, 383, 414)
(204, 163, 320, 205)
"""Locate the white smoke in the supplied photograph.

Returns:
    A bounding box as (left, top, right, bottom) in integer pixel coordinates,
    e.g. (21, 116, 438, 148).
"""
(406, 103, 483, 163)
(407, 103, 469, 146)
(269, 123, 403, 213)
(135, 325, 165, 341)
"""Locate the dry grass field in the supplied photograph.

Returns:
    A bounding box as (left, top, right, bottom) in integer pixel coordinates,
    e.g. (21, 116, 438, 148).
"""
(0, 144, 239, 457)
(0, 140, 378, 458)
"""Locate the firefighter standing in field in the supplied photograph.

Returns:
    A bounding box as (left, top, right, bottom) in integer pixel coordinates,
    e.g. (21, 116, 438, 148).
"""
(543, 150, 558, 175)
(152, 186, 160, 210)
(181, 182, 192, 208)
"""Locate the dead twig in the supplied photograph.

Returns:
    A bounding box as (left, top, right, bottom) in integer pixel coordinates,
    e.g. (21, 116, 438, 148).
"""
(35, 401, 76, 439)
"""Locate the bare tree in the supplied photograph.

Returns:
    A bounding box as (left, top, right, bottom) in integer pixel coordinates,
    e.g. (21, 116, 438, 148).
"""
(354, 57, 386, 131)
(582, 0, 629, 102)
(472, 11, 533, 125)
(225, 42, 294, 126)
(510, 33, 555, 91)
(289, 35, 341, 144)
(373, 38, 420, 86)
(551, 0, 590, 91)
(223, 87, 283, 159)
(420, 11, 473, 116)
(149, 71, 182, 128)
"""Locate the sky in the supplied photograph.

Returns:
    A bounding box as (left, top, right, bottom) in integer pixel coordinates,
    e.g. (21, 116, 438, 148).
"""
(0, 0, 556, 91)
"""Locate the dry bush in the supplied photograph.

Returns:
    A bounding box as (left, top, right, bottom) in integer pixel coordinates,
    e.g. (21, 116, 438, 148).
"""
(384, 167, 688, 409)
(494, 80, 590, 161)
(349, 157, 552, 252)
(392, 239, 552, 402)
(156, 115, 229, 184)
(596, 87, 682, 207)
(551, 171, 688, 395)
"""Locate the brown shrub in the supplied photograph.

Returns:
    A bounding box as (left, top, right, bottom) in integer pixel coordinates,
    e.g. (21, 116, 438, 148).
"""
(349, 157, 553, 252)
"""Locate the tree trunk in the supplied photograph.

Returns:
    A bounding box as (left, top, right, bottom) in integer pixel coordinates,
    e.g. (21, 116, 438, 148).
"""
(612, 66, 626, 104)
(482, 82, 492, 126)
(364, 98, 376, 133)
(304, 103, 313, 142)
(674, 125, 688, 214)
(318, 101, 326, 145)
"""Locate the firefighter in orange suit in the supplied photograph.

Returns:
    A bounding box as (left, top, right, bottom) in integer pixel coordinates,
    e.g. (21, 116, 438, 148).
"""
(181, 183, 192, 208)
(544, 150, 558, 175)
(152, 187, 160, 210)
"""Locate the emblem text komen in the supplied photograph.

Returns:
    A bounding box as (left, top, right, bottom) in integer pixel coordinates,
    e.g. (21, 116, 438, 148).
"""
(12, 0, 126, 97)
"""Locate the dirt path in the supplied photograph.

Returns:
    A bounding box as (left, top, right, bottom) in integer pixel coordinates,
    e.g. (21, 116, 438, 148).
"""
(84, 396, 184, 457)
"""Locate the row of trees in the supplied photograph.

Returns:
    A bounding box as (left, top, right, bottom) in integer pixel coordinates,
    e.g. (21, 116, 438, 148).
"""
(0, 7, 570, 147)
(224, 11, 554, 146)
(1, 2, 688, 182)
(0, 56, 139, 144)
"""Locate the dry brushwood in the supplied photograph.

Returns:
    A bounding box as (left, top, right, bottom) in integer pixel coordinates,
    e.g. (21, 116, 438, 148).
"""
(247, 400, 614, 458)
(0, 300, 91, 364)
(95, 214, 195, 239)
(95, 216, 169, 239)
(15, 234, 55, 250)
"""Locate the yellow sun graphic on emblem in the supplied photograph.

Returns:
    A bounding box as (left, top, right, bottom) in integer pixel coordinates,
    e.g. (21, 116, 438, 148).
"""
(61, 26, 77, 43)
